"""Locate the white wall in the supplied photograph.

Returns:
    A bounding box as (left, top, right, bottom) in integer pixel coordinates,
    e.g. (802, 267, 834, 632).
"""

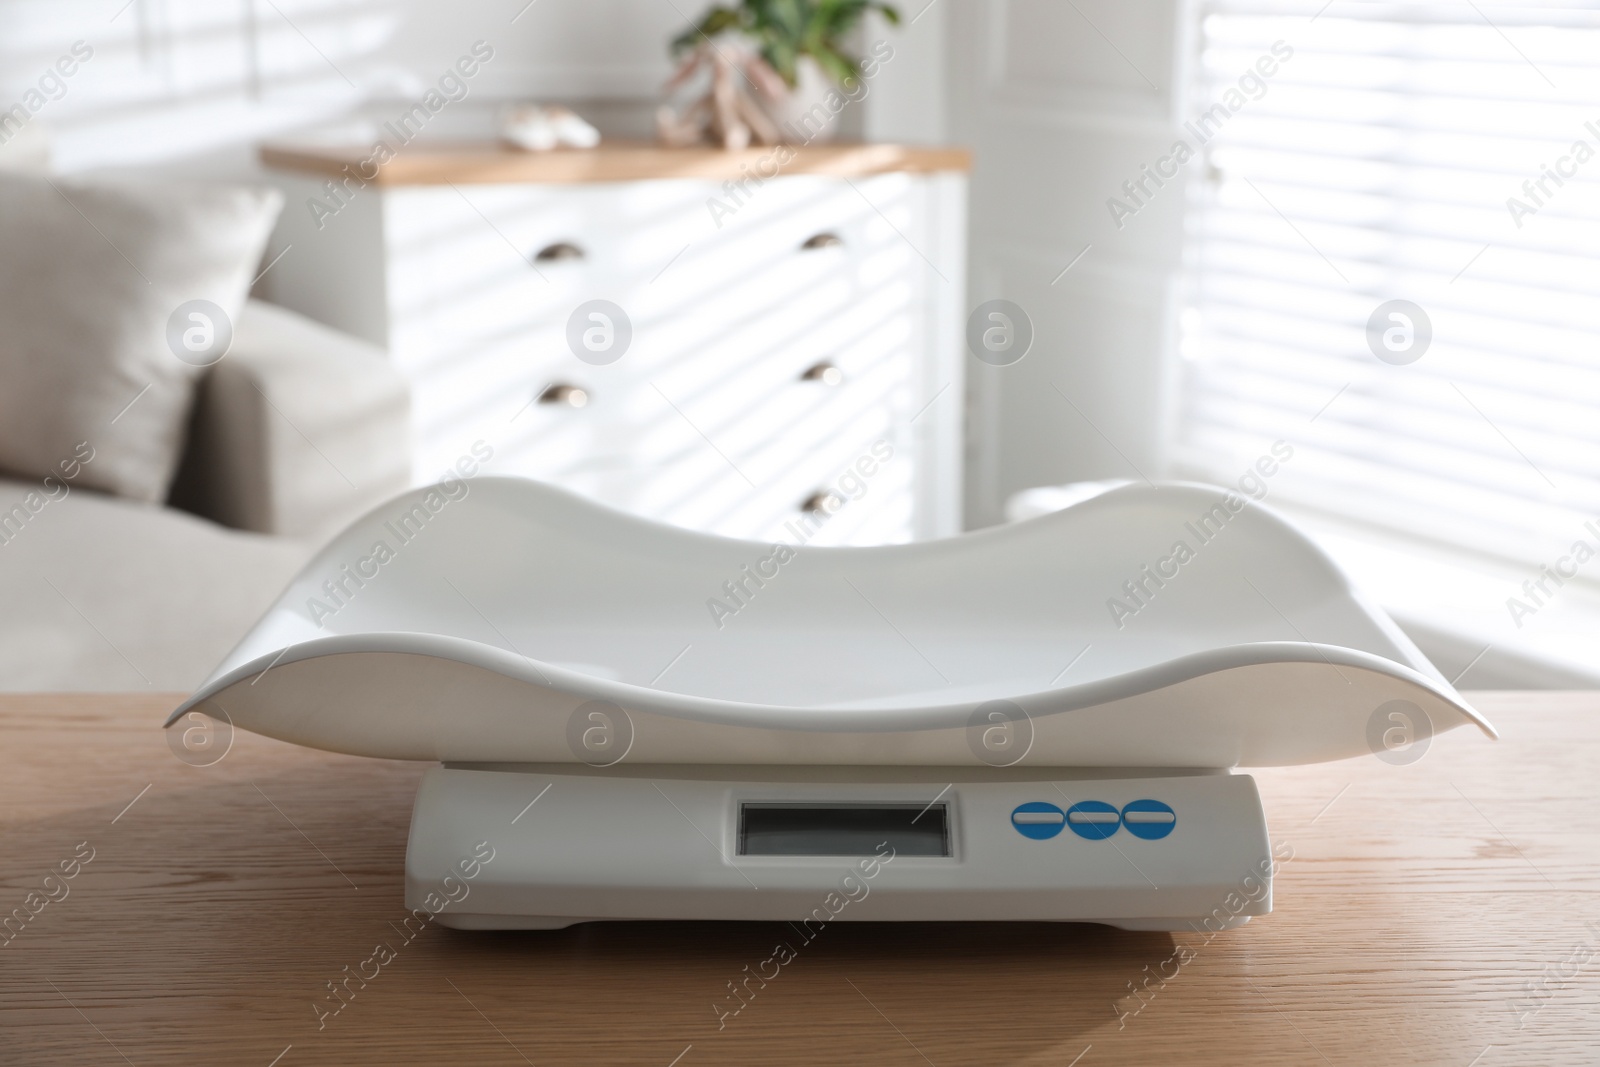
(0, 0, 694, 176)
(861, 4, 947, 145)
(0, 0, 942, 178)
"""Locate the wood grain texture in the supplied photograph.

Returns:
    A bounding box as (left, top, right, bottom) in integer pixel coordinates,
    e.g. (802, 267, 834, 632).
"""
(259, 140, 973, 185)
(0, 692, 1596, 1066)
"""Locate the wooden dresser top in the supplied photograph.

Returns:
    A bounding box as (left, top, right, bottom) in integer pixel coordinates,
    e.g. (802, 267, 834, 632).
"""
(260, 141, 973, 186)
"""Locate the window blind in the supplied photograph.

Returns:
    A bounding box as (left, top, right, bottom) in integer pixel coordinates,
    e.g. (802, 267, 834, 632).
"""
(1179, 0, 1600, 575)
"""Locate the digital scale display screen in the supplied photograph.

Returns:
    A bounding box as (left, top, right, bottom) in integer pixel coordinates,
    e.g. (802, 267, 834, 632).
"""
(737, 803, 950, 857)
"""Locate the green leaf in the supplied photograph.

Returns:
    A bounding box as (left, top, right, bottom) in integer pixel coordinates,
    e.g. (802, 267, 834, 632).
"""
(702, 8, 746, 34)
(812, 46, 858, 87)
(763, 0, 806, 40)
(765, 38, 800, 85)
(671, 5, 747, 52)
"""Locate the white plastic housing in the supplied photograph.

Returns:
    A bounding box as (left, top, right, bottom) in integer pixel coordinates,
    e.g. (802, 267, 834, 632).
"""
(171, 478, 1492, 768)
(405, 765, 1273, 932)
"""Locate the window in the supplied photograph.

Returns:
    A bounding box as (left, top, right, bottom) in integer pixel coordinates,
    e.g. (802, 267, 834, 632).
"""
(1179, 1, 1600, 577)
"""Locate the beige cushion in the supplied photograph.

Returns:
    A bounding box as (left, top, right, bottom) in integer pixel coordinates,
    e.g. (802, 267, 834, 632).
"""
(0, 173, 281, 503)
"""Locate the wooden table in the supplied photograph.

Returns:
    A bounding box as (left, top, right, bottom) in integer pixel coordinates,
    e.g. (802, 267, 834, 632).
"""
(1, 693, 1596, 1066)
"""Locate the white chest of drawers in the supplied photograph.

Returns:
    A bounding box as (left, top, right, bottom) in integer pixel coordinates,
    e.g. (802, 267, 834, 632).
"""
(260, 142, 968, 545)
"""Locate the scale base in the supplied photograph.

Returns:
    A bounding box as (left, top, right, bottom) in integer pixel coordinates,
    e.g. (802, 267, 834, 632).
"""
(405, 765, 1276, 933)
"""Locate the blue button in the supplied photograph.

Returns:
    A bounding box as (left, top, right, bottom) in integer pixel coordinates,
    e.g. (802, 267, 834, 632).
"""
(1010, 802, 1065, 840)
(1121, 799, 1176, 840)
(1066, 800, 1121, 839)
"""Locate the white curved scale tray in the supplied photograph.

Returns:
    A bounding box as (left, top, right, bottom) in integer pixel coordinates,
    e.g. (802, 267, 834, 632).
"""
(172, 478, 1493, 768)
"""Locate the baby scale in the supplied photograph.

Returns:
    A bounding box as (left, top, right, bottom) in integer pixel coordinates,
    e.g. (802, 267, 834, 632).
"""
(169, 479, 1493, 931)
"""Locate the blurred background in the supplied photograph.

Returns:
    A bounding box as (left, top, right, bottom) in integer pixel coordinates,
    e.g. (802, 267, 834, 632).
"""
(1, 0, 1596, 692)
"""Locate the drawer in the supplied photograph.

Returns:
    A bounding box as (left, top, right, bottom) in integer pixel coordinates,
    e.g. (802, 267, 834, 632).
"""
(383, 186, 596, 362)
(618, 377, 908, 543)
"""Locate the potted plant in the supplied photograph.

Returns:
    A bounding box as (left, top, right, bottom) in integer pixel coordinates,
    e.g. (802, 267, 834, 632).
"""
(660, 0, 900, 148)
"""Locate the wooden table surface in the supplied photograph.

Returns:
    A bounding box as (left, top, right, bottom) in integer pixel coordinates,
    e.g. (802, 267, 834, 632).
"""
(1, 692, 1596, 1066)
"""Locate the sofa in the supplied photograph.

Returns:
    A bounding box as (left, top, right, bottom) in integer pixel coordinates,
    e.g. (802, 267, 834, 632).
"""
(0, 299, 409, 691)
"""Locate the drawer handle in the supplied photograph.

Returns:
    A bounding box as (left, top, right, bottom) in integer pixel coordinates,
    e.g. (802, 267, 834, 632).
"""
(538, 383, 589, 408)
(534, 241, 585, 262)
(801, 232, 843, 251)
(799, 490, 842, 513)
(800, 361, 843, 385)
